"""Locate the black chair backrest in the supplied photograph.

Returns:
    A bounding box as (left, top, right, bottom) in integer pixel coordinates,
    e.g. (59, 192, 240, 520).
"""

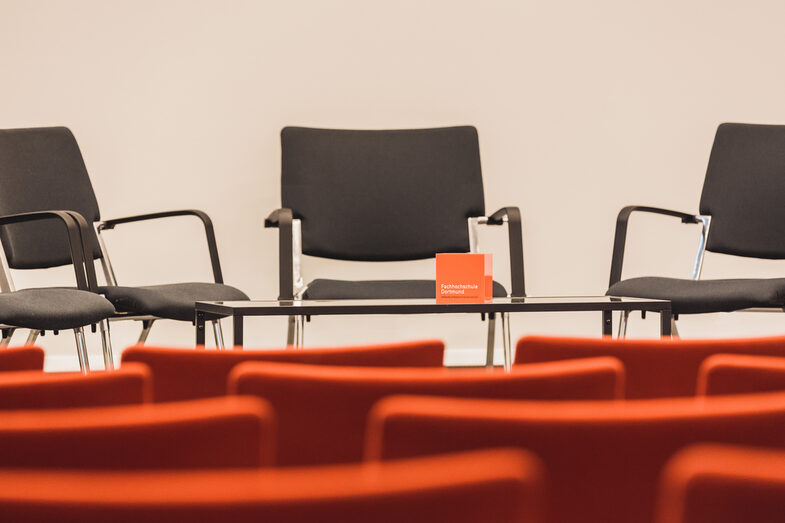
(281, 126, 486, 261)
(699, 123, 785, 259)
(0, 127, 102, 269)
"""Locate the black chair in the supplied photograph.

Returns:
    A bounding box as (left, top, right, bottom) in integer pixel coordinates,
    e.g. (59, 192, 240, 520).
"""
(608, 123, 785, 335)
(0, 127, 249, 365)
(265, 126, 524, 364)
(0, 207, 115, 371)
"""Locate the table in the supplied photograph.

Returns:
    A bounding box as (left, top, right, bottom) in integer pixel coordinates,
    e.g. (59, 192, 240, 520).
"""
(195, 296, 672, 369)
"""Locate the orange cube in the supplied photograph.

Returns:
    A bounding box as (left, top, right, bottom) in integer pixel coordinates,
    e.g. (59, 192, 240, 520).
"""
(435, 253, 493, 303)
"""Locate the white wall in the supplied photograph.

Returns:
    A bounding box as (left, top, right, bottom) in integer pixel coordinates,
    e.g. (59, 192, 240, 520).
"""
(2, 0, 785, 369)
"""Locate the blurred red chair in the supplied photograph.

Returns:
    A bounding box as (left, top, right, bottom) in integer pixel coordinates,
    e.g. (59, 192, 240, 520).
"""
(516, 335, 785, 398)
(0, 396, 274, 469)
(122, 339, 444, 402)
(0, 363, 150, 409)
(0, 448, 543, 523)
(230, 357, 623, 466)
(657, 444, 785, 523)
(697, 354, 785, 396)
(367, 392, 785, 523)
(0, 346, 44, 372)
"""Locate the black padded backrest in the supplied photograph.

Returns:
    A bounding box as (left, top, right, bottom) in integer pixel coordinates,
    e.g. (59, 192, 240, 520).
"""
(699, 123, 785, 259)
(281, 126, 485, 261)
(0, 127, 102, 269)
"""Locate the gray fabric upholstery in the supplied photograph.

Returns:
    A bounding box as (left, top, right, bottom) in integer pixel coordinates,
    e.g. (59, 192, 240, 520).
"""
(0, 127, 103, 268)
(0, 288, 115, 330)
(700, 123, 785, 259)
(302, 279, 507, 300)
(100, 283, 249, 322)
(281, 126, 485, 261)
(607, 276, 785, 314)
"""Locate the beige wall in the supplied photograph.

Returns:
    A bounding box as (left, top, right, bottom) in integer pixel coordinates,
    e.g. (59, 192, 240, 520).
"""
(2, 0, 785, 368)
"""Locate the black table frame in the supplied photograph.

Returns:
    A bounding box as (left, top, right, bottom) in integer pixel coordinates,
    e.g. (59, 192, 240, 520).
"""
(195, 296, 672, 348)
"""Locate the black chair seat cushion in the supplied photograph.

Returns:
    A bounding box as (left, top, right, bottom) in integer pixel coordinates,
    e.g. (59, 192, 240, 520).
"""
(302, 279, 508, 300)
(99, 283, 249, 322)
(607, 276, 785, 314)
(0, 288, 115, 331)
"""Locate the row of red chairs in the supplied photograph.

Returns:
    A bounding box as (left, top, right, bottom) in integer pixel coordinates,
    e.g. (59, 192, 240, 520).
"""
(3, 337, 785, 522)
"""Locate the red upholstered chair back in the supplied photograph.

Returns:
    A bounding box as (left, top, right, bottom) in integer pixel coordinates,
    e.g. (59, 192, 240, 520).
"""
(0, 363, 151, 409)
(656, 444, 785, 523)
(366, 392, 785, 523)
(0, 396, 275, 469)
(0, 448, 544, 523)
(0, 346, 44, 372)
(122, 339, 444, 402)
(229, 356, 623, 465)
(516, 335, 785, 398)
(697, 354, 785, 396)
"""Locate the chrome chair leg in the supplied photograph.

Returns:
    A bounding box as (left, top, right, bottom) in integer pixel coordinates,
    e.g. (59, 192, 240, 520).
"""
(99, 319, 114, 370)
(137, 320, 155, 345)
(294, 315, 305, 348)
(73, 327, 90, 374)
(25, 329, 40, 346)
(211, 320, 226, 350)
(286, 316, 296, 346)
(501, 312, 512, 372)
(617, 311, 629, 338)
(485, 313, 496, 368)
(671, 317, 680, 338)
(0, 328, 15, 346)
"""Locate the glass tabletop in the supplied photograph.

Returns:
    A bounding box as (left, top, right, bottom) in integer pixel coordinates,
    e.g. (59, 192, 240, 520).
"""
(196, 295, 671, 315)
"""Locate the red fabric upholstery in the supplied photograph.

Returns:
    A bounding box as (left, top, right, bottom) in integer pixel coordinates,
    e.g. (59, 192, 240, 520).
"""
(122, 339, 445, 402)
(0, 345, 44, 371)
(0, 396, 275, 469)
(367, 392, 785, 523)
(230, 357, 623, 466)
(516, 335, 785, 398)
(697, 354, 785, 396)
(0, 448, 543, 523)
(0, 363, 151, 409)
(657, 444, 785, 523)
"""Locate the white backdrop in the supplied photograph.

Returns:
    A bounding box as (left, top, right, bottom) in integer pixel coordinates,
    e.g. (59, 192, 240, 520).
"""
(2, 0, 785, 369)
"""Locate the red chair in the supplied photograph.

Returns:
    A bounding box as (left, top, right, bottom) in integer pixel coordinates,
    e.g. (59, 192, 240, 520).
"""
(229, 356, 623, 465)
(657, 444, 785, 523)
(697, 354, 785, 396)
(0, 396, 274, 469)
(122, 339, 444, 402)
(0, 363, 150, 409)
(516, 335, 785, 398)
(0, 448, 543, 523)
(0, 346, 44, 371)
(367, 392, 785, 523)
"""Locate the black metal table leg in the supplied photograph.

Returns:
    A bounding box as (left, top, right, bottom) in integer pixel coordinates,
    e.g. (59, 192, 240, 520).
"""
(660, 308, 673, 337)
(602, 310, 613, 337)
(195, 311, 206, 346)
(233, 314, 244, 348)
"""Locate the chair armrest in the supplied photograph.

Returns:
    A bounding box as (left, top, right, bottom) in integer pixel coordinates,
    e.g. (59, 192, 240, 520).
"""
(481, 206, 525, 297)
(609, 206, 700, 287)
(98, 209, 224, 284)
(264, 208, 293, 299)
(0, 211, 90, 290)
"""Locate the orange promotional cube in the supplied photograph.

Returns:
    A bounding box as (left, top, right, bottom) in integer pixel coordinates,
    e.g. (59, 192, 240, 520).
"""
(435, 253, 493, 303)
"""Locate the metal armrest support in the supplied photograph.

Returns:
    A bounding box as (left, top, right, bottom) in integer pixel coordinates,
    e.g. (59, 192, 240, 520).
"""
(0, 211, 90, 291)
(469, 206, 525, 297)
(99, 209, 223, 284)
(609, 205, 704, 287)
(265, 208, 294, 299)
